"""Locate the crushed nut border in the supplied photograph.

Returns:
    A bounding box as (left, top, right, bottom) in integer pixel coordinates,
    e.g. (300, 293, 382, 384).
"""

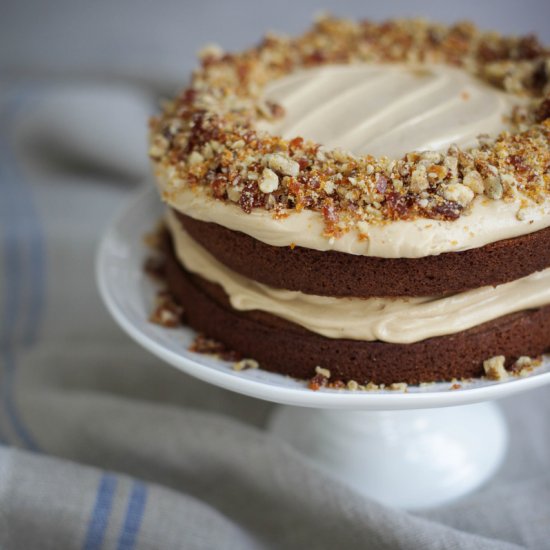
(150, 16, 550, 238)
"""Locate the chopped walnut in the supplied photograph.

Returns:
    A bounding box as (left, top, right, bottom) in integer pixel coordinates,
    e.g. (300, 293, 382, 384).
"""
(307, 366, 332, 390)
(188, 151, 204, 166)
(267, 153, 299, 177)
(410, 165, 429, 193)
(189, 334, 241, 361)
(510, 355, 543, 377)
(315, 366, 331, 379)
(484, 172, 504, 199)
(259, 167, 279, 193)
(233, 358, 260, 371)
(440, 183, 475, 206)
(462, 170, 485, 194)
(388, 382, 408, 392)
(149, 291, 184, 328)
(483, 355, 509, 380)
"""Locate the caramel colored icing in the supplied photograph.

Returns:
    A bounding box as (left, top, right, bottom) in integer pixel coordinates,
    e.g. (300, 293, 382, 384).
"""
(166, 210, 550, 344)
(258, 64, 522, 158)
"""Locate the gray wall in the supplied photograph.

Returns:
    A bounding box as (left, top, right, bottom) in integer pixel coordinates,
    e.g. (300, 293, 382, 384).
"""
(2, 0, 549, 90)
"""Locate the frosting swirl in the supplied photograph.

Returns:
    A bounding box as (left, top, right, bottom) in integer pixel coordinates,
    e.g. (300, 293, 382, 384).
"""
(258, 64, 523, 158)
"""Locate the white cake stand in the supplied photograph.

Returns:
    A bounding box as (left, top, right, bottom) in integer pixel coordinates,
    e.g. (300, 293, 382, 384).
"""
(97, 188, 550, 510)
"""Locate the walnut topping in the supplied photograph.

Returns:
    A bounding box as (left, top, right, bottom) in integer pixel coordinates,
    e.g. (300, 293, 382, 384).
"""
(188, 151, 204, 166)
(440, 183, 475, 206)
(410, 164, 429, 192)
(267, 153, 300, 177)
(483, 355, 509, 380)
(462, 170, 485, 194)
(483, 171, 504, 199)
(259, 167, 279, 193)
(198, 43, 225, 61)
(227, 183, 244, 202)
(150, 16, 550, 239)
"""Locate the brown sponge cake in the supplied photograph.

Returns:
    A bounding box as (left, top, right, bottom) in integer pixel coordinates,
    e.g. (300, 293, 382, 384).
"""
(162, 231, 550, 385)
(176, 211, 550, 298)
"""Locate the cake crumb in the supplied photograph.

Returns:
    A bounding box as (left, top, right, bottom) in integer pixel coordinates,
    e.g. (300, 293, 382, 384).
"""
(315, 366, 331, 379)
(510, 355, 543, 377)
(233, 358, 259, 371)
(308, 366, 331, 390)
(143, 221, 166, 250)
(149, 290, 184, 328)
(189, 334, 241, 362)
(483, 355, 509, 380)
(388, 382, 408, 392)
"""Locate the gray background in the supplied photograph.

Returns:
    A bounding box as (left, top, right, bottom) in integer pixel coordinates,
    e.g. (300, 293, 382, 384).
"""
(2, 0, 550, 90)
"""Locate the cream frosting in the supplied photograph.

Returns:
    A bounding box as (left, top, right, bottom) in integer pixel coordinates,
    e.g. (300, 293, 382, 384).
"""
(159, 184, 550, 258)
(257, 64, 522, 158)
(166, 210, 550, 344)
(157, 62, 549, 258)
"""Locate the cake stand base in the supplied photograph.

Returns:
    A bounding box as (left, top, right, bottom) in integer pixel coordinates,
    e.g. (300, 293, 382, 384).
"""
(268, 401, 508, 510)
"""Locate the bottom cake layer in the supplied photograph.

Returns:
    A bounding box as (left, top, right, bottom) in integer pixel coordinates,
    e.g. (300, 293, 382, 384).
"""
(161, 233, 550, 385)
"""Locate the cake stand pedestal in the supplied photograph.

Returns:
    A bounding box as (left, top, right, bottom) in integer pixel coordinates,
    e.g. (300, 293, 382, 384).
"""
(269, 402, 507, 509)
(97, 188, 550, 511)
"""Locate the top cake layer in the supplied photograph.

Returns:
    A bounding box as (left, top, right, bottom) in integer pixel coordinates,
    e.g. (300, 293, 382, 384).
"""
(150, 17, 550, 258)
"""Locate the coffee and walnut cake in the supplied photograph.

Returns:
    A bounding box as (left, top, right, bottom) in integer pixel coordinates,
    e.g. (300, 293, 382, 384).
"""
(148, 16, 550, 386)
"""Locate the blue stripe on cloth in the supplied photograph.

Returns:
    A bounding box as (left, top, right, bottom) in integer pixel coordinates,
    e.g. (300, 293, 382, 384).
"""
(117, 482, 148, 550)
(0, 88, 45, 450)
(3, 134, 45, 348)
(83, 474, 118, 550)
(0, 89, 46, 347)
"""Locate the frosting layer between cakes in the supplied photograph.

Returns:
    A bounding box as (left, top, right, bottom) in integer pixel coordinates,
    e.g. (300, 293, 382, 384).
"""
(166, 210, 550, 344)
(160, 184, 550, 258)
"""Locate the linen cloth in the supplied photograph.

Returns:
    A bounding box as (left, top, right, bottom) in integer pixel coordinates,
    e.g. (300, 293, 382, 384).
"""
(1, 1, 550, 548)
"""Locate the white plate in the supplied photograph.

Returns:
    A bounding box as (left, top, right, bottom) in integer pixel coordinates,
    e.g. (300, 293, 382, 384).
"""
(96, 188, 550, 410)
